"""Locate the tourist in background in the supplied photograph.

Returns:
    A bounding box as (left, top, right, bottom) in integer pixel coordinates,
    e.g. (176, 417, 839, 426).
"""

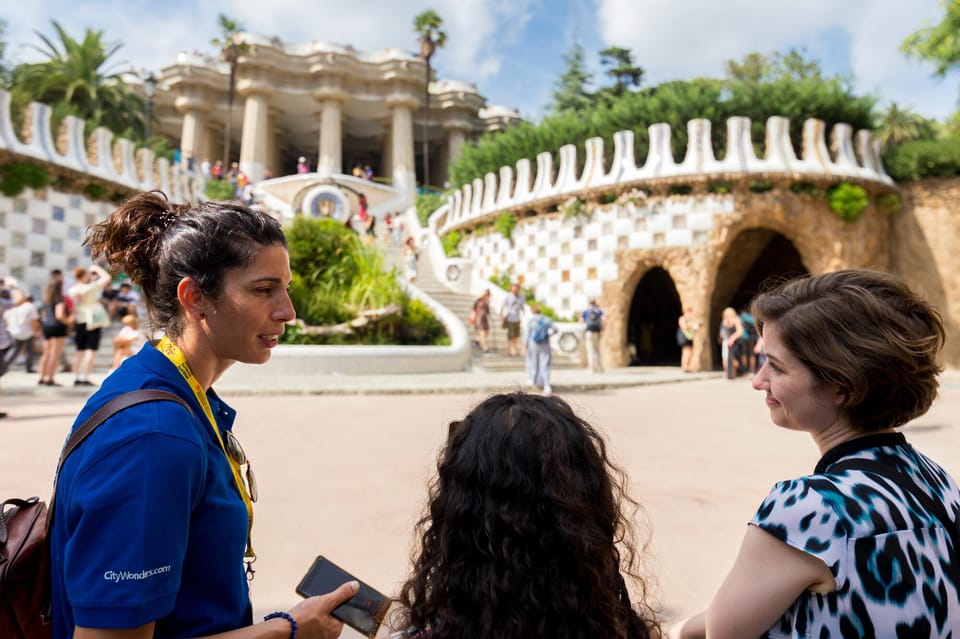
(471, 289, 492, 353)
(3, 288, 41, 374)
(38, 269, 71, 387)
(52, 192, 357, 639)
(676, 308, 699, 372)
(0, 287, 13, 418)
(717, 307, 744, 379)
(671, 270, 959, 639)
(403, 237, 419, 283)
(395, 392, 661, 639)
(67, 264, 112, 387)
(738, 307, 757, 374)
(297, 156, 309, 174)
(580, 299, 605, 373)
(110, 313, 145, 370)
(501, 283, 525, 357)
(524, 304, 557, 395)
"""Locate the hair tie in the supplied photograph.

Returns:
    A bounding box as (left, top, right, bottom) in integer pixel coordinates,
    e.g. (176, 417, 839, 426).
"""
(159, 211, 177, 230)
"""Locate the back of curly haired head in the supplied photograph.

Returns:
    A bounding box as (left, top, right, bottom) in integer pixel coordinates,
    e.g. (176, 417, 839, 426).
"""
(397, 392, 659, 639)
(751, 269, 944, 433)
(85, 191, 286, 337)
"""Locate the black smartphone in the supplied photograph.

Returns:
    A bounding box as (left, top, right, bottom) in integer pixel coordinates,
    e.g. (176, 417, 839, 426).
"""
(295, 555, 389, 637)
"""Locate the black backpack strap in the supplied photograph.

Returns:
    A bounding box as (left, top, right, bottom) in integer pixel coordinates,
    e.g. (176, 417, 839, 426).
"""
(829, 457, 958, 537)
(47, 389, 192, 534)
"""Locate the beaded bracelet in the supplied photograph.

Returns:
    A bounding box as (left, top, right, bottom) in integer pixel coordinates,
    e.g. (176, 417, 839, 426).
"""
(264, 611, 298, 639)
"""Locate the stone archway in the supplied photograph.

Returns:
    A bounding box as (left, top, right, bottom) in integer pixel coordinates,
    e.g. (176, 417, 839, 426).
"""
(626, 266, 683, 366)
(709, 229, 808, 368)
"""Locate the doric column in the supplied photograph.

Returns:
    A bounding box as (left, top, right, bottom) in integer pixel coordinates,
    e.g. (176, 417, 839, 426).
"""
(237, 83, 273, 182)
(386, 93, 419, 193)
(175, 97, 210, 168)
(441, 120, 471, 186)
(317, 98, 344, 176)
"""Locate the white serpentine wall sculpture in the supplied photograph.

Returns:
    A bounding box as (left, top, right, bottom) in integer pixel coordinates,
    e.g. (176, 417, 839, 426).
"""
(0, 89, 203, 203)
(433, 116, 891, 235)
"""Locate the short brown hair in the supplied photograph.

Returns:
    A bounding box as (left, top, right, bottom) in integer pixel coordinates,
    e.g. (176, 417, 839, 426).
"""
(752, 269, 944, 432)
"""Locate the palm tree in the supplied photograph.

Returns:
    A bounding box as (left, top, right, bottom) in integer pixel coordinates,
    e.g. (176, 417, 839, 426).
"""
(11, 20, 144, 137)
(212, 14, 249, 167)
(413, 10, 447, 190)
(874, 102, 935, 151)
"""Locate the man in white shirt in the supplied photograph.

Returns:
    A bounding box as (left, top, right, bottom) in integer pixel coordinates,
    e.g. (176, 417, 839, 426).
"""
(3, 289, 41, 373)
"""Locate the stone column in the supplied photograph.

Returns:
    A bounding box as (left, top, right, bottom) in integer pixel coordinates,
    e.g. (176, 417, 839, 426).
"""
(387, 95, 419, 194)
(175, 97, 210, 169)
(238, 84, 273, 183)
(441, 122, 470, 187)
(316, 99, 344, 176)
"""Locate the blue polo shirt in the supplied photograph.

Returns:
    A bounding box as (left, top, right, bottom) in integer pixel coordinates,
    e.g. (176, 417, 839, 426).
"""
(51, 342, 252, 638)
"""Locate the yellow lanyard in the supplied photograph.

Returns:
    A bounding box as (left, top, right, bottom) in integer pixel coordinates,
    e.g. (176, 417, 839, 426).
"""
(157, 336, 257, 570)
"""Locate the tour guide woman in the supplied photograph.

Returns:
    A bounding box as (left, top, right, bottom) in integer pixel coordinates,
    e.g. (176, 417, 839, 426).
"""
(672, 269, 960, 638)
(50, 192, 358, 639)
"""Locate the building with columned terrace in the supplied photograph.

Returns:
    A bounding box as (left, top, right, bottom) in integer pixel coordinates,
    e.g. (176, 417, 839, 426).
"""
(149, 34, 522, 189)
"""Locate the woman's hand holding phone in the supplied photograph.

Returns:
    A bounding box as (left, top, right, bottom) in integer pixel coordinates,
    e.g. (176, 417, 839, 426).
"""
(286, 580, 360, 639)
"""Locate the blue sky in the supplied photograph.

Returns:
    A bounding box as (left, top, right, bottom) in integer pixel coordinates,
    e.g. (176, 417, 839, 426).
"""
(4, 0, 958, 122)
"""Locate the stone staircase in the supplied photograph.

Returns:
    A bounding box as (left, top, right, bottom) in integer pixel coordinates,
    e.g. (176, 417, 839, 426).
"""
(387, 245, 581, 372)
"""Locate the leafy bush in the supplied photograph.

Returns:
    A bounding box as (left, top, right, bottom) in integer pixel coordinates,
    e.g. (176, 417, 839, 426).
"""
(204, 179, 236, 200)
(668, 184, 692, 196)
(441, 230, 462, 257)
(748, 180, 773, 193)
(828, 182, 869, 222)
(789, 181, 826, 199)
(83, 183, 107, 200)
(493, 212, 517, 239)
(882, 137, 960, 181)
(416, 191, 445, 227)
(875, 192, 902, 215)
(708, 180, 732, 194)
(282, 217, 448, 345)
(559, 197, 589, 220)
(0, 162, 49, 197)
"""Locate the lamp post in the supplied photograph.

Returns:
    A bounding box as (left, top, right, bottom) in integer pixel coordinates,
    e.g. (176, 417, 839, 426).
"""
(143, 72, 158, 142)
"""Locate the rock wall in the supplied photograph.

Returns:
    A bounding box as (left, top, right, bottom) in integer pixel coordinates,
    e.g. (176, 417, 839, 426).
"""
(889, 178, 960, 368)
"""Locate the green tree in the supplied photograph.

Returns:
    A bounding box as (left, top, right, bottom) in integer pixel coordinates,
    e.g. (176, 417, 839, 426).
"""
(874, 102, 936, 150)
(211, 14, 249, 167)
(10, 20, 144, 138)
(598, 46, 644, 95)
(725, 52, 773, 83)
(414, 9, 447, 190)
(549, 42, 594, 114)
(901, 1, 960, 78)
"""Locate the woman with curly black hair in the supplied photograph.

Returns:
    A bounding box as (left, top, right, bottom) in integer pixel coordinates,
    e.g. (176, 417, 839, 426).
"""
(395, 392, 661, 639)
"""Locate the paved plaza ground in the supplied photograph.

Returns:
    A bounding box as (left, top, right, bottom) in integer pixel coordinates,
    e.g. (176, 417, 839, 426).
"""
(3, 370, 959, 636)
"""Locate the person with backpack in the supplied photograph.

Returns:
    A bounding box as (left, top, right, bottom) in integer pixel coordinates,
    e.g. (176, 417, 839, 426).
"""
(523, 304, 557, 395)
(48, 193, 358, 639)
(580, 300, 605, 373)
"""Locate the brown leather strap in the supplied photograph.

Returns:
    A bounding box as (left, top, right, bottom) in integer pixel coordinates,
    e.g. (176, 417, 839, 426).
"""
(47, 389, 192, 534)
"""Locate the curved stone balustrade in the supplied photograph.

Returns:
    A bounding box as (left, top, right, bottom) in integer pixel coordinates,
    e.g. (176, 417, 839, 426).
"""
(433, 116, 892, 235)
(0, 89, 203, 203)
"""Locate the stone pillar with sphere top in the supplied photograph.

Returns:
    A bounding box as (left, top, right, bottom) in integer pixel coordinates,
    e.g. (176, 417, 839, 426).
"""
(237, 80, 274, 183)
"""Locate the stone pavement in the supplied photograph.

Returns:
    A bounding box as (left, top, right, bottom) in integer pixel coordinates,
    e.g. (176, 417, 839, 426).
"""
(3, 369, 959, 637)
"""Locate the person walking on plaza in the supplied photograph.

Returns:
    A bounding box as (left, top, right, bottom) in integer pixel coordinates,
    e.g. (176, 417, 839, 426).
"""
(51, 192, 357, 639)
(38, 269, 72, 387)
(0, 287, 13, 418)
(3, 288, 41, 373)
(403, 237, 419, 283)
(501, 282, 525, 357)
(524, 304, 557, 394)
(67, 263, 112, 386)
(671, 269, 960, 639)
(718, 306, 744, 379)
(677, 307, 699, 372)
(471, 289, 492, 353)
(580, 299, 605, 373)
